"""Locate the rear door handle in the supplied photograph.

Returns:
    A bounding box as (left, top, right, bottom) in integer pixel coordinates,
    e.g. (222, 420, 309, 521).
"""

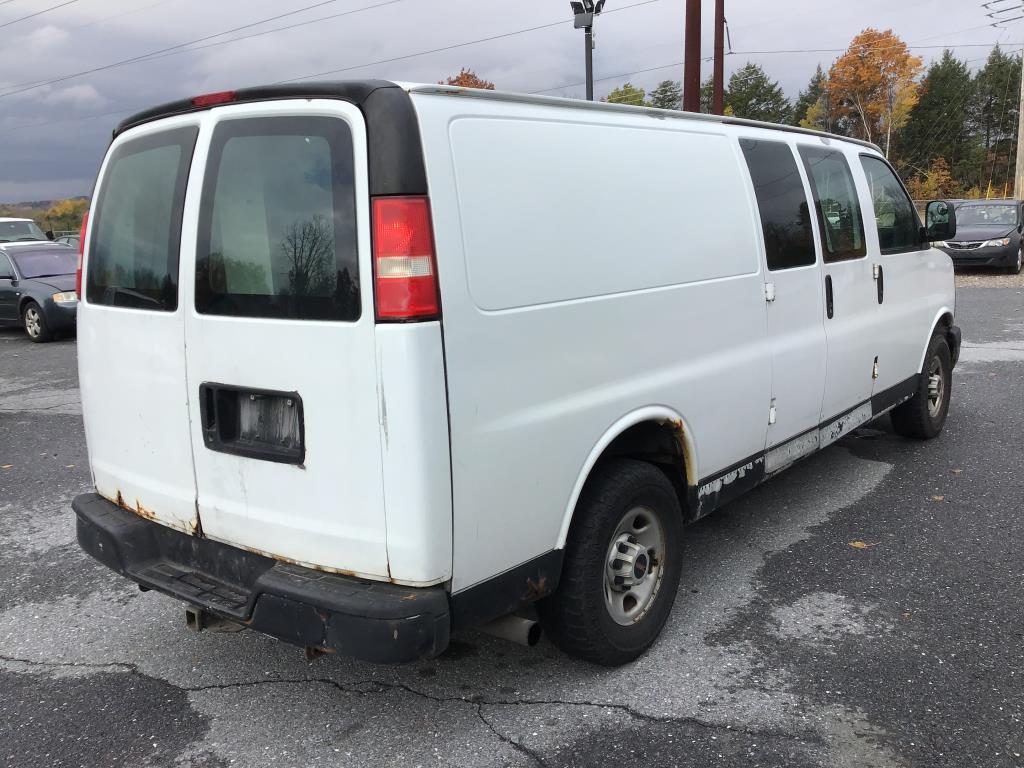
(874, 263, 884, 304)
(825, 275, 834, 319)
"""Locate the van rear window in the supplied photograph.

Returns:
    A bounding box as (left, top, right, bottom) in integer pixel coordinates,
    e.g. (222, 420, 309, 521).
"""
(195, 116, 360, 321)
(87, 127, 198, 310)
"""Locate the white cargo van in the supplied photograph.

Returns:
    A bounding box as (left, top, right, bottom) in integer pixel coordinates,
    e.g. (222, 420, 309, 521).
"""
(73, 81, 961, 666)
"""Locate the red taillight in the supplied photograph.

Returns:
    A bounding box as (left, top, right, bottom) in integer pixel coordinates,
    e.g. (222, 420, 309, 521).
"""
(372, 196, 439, 320)
(191, 90, 236, 107)
(75, 210, 88, 298)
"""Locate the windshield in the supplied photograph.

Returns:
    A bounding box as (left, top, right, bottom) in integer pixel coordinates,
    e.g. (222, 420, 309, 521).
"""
(955, 204, 1019, 227)
(10, 248, 77, 278)
(0, 220, 47, 242)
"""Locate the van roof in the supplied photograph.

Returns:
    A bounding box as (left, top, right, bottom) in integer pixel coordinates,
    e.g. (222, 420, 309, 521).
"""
(114, 80, 881, 154)
(0, 217, 32, 222)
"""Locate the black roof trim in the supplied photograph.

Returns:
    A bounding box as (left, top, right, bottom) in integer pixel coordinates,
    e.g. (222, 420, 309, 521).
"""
(114, 80, 426, 197)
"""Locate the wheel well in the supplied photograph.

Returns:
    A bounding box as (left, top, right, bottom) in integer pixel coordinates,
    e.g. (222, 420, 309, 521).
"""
(595, 419, 695, 520)
(18, 296, 38, 316)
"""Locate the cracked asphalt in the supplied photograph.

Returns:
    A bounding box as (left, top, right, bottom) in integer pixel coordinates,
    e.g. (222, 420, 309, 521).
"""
(1, 278, 1022, 768)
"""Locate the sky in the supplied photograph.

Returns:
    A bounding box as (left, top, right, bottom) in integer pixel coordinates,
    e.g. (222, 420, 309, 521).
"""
(0, 0, 1020, 202)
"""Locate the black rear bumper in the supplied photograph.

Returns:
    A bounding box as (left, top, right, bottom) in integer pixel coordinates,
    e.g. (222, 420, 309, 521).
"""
(73, 493, 450, 663)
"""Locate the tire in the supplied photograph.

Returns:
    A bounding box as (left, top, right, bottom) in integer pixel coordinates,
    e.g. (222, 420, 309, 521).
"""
(22, 301, 52, 343)
(1008, 245, 1022, 275)
(537, 458, 683, 666)
(890, 334, 952, 440)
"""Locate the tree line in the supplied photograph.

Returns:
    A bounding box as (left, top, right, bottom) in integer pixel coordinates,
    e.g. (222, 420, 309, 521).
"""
(601, 31, 1021, 199)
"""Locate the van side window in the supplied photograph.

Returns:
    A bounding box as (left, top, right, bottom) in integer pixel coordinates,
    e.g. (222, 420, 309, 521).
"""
(87, 127, 198, 311)
(195, 116, 360, 321)
(797, 147, 866, 262)
(859, 155, 921, 253)
(740, 139, 816, 270)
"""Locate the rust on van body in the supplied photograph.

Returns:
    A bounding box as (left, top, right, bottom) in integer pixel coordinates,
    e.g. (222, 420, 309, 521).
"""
(107, 489, 397, 583)
(662, 418, 697, 488)
(523, 575, 548, 601)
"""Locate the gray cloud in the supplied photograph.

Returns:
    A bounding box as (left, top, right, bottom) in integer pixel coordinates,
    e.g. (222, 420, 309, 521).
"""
(0, 0, 1018, 200)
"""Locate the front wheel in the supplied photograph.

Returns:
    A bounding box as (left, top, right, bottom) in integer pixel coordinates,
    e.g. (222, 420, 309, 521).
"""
(890, 334, 952, 439)
(1008, 245, 1022, 275)
(22, 301, 52, 343)
(537, 459, 683, 666)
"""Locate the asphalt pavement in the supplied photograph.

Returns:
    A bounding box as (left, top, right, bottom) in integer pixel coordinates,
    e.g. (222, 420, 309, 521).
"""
(1, 279, 1022, 768)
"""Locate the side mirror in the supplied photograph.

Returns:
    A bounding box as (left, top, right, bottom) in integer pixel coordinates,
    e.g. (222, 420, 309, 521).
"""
(45, 230, 54, 240)
(923, 200, 956, 242)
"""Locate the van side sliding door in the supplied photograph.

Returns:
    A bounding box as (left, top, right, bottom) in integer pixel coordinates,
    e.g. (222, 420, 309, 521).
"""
(739, 138, 826, 458)
(797, 145, 879, 441)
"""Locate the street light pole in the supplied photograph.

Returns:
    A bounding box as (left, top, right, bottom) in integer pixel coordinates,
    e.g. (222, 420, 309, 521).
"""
(1016, 34, 1024, 198)
(571, 0, 605, 101)
(585, 24, 594, 101)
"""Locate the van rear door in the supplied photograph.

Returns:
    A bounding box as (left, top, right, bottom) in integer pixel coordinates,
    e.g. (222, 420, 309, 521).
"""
(178, 100, 389, 579)
(79, 118, 200, 534)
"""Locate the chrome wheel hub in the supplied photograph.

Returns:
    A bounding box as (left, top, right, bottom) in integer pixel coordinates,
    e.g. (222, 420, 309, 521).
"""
(24, 308, 40, 338)
(927, 357, 944, 418)
(604, 506, 666, 626)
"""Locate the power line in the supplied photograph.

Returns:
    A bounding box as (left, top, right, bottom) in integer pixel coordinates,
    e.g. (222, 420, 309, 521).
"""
(0, 0, 662, 132)
(0, 0, 352, 99)
(0, 0, 77, 29)
(94, 0, 408, 71)
(275, 0, 661, 84)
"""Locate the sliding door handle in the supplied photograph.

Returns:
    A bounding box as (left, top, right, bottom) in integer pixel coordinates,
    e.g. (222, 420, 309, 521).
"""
(825, 275, 834, 319)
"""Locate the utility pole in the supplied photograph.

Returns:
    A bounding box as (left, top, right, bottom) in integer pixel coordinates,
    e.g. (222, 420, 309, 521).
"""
(570, 0, 606, 101)
(682, 0, 701, 111)
(1016, 29, 1024, 197)
(712, 0, 725, 114)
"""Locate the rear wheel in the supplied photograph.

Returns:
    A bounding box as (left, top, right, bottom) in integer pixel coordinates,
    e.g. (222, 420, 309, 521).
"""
(891, 334, 952, 439)
(537, 459, 683, 666)
(22, 301, 51, 343)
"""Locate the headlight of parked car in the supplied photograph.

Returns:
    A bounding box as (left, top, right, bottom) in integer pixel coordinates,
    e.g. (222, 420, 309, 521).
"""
(980, 238, 1011, 247)
(52, 291, 77, 304)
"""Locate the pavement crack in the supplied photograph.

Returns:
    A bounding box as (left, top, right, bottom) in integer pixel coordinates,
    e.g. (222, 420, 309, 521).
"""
(0, 400, 79, 412)
(0, 653, 136, 673)
(476, 702, 550, 768)
(0, 654, 797, 750)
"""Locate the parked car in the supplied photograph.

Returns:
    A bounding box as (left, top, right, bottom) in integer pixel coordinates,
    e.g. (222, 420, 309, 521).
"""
(72, 81, 961, 666)
(0, 217, 48, 243)
(935, 199, 1024, 273)
(0, 242, 78, 341)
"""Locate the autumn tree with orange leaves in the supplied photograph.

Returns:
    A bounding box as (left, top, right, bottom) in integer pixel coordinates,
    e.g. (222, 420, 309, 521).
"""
(827, 29, 923, 157)
(440, 68, 495, 90)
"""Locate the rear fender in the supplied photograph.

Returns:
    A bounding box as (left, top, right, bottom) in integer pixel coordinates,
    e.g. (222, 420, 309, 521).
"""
(555, 406, 698, 549)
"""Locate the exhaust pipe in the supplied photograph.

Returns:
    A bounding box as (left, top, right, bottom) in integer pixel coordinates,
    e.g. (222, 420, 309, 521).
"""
(479, 615, 542, 647)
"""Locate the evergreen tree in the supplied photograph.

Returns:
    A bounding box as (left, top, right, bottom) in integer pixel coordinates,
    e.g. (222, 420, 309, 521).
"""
(968, 46, 1021, 194)
(792, 65, 829, 129)
(898, 51, 974, 182)
(725, 63, 791, 124)
(971, 46, 1021, 151)
(648, 79, 682, 110)
(699, 76, 714, 113)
